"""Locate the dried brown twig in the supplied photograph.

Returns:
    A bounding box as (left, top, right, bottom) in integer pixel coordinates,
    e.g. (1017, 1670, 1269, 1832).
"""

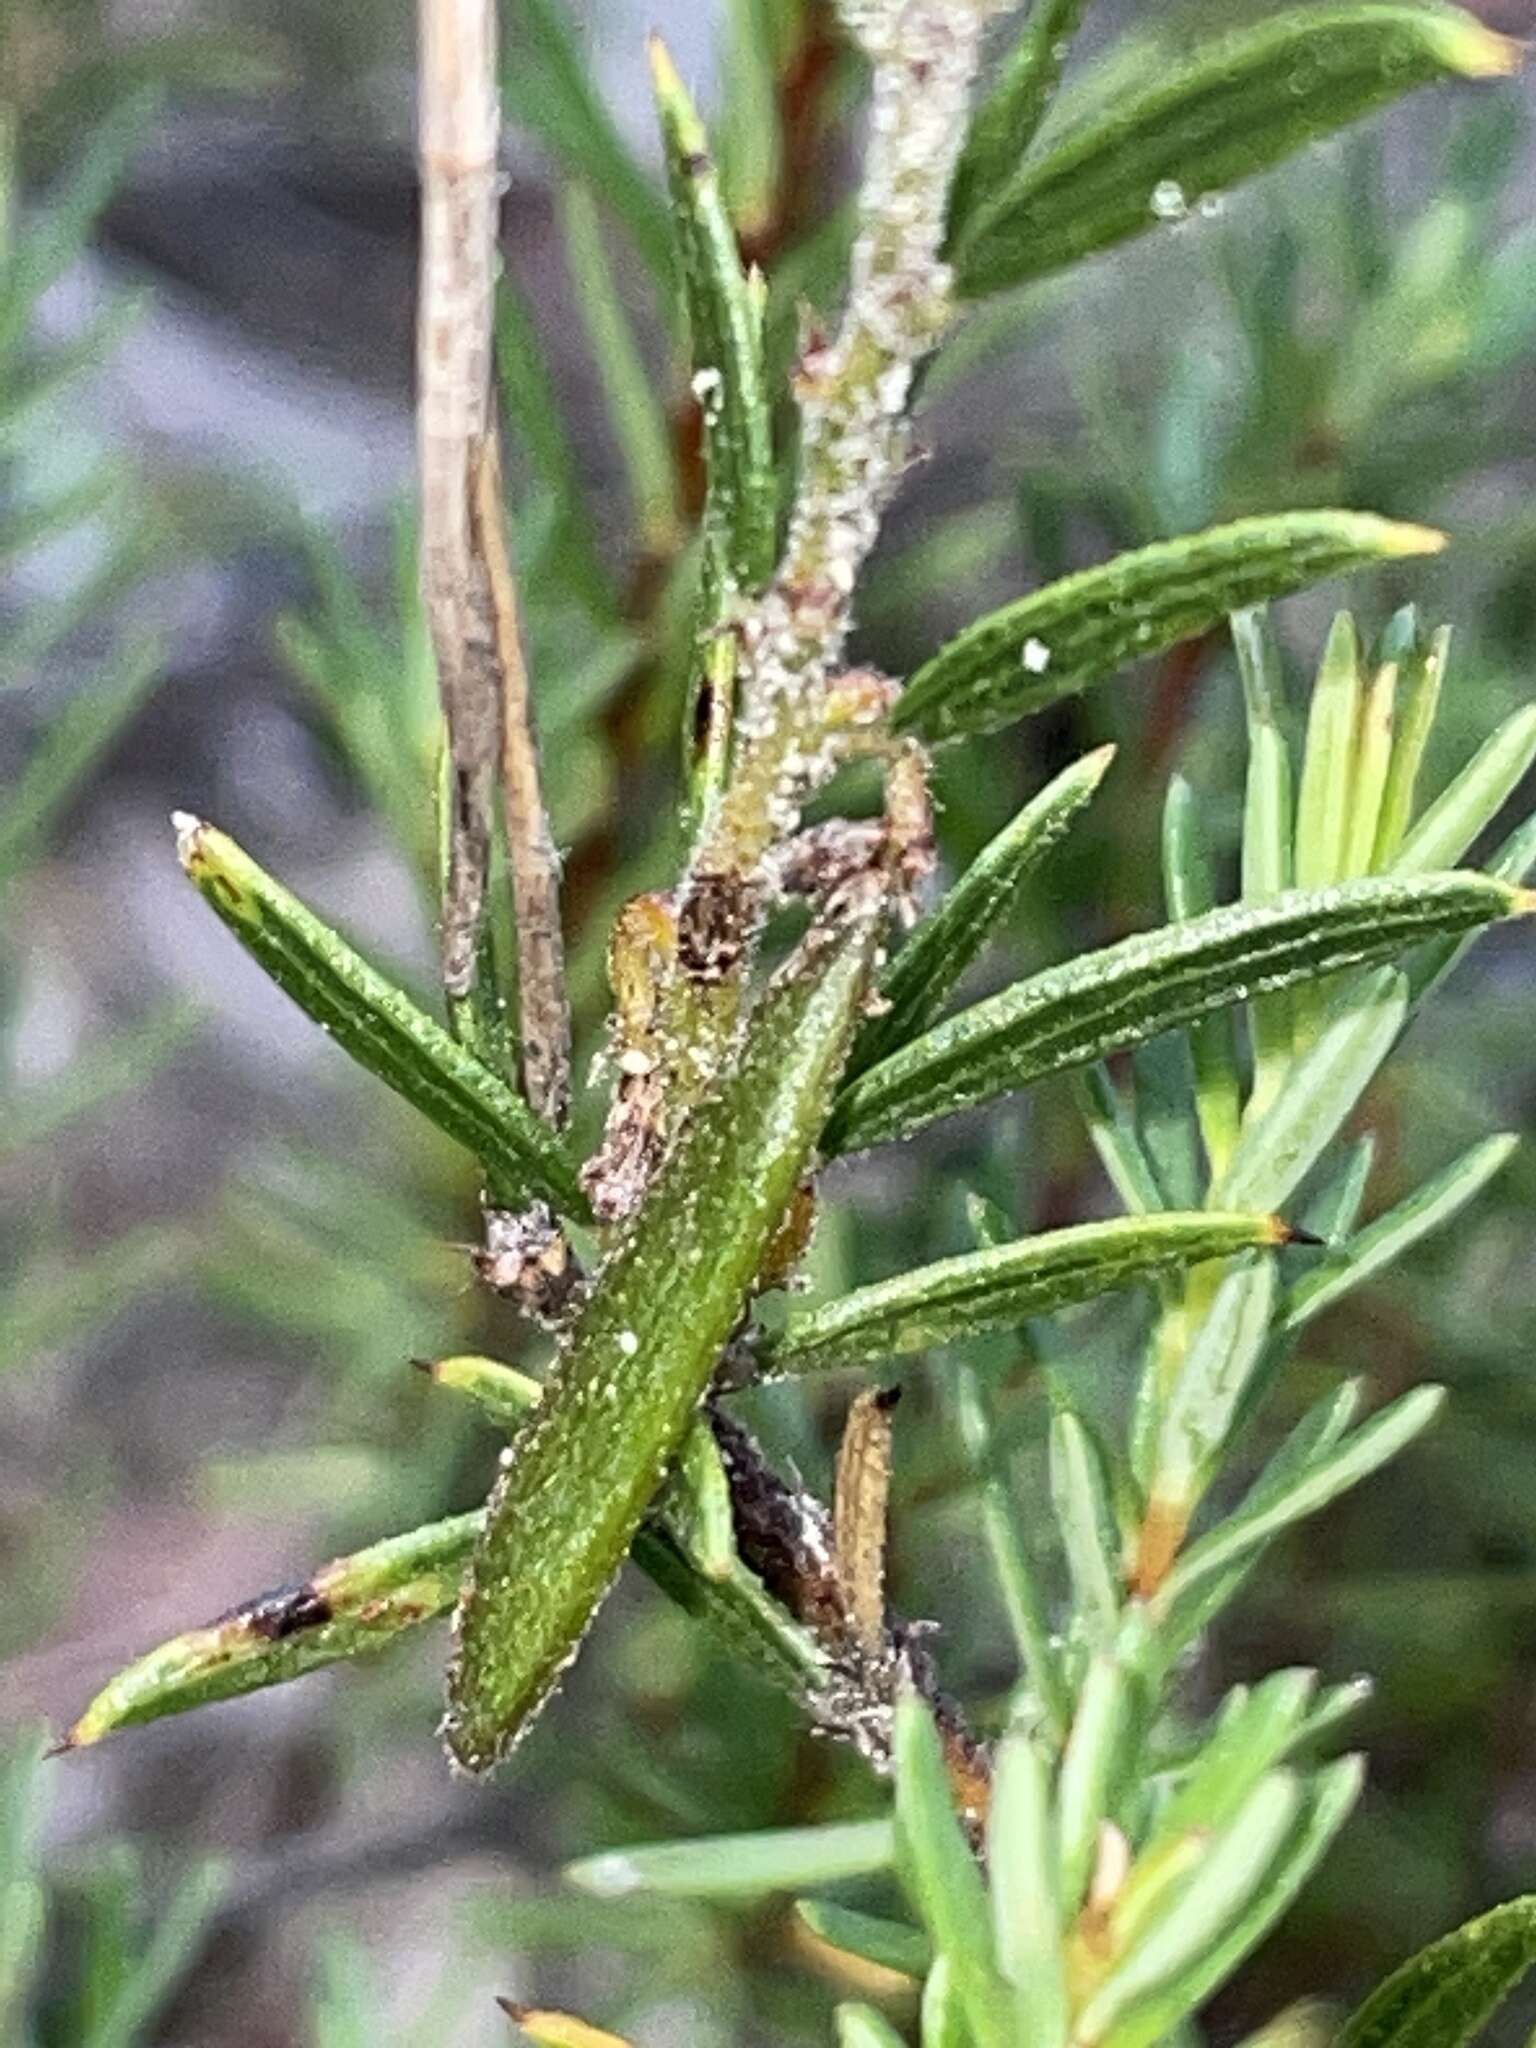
(416, 0, 570, 1125)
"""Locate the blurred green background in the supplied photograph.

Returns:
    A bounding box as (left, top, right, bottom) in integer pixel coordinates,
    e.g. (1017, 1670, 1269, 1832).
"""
(3, 1, 1536, 2041)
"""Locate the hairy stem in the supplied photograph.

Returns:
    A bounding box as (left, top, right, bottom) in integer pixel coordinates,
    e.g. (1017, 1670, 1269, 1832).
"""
(694, 0, 1002, 882)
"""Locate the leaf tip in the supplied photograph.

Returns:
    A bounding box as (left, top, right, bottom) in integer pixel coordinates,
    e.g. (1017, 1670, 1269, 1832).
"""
(170, 809, 207, 869)
(1378, 520, 1448, 559)
(1444, 21, 1524, 79)
(1276, 1219, 1327, 1249)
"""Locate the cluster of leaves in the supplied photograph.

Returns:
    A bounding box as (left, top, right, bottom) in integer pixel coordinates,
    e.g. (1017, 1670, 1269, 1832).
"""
(22, 0, 1536, 2043)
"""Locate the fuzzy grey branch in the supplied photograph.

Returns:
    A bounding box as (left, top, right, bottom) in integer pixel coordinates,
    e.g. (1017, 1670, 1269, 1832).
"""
(694, 0, 1005, 882)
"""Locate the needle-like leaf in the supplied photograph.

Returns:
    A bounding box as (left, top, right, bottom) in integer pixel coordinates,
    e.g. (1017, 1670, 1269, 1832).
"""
(894, 512, 1443, 744)
(446, 901, 882, 1770)
(828, 873, 1524, 1156)
(173, 815, 585, 1218)
(652, 38, 777, 598)
(851, 746, 1115, 1076)
(763, 1212, 1292, 1378)
(1338, 1895, 1536, 2048)
(952, 4, 1517, 297)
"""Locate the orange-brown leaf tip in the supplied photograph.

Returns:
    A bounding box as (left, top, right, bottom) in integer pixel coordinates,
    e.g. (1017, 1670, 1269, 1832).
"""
(1276, 1218, 1327, 1249)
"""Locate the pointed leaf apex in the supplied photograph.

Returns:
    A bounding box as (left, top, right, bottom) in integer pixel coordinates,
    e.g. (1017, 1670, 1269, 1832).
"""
(1441, 21, 1523, 78)
(1513, 887, 1536, 917)
(648, 36, 703, 150)
(171, 809, 207, 868)
(1379, 520, 1448, 557)
(1277, 1218, 1326, 1248)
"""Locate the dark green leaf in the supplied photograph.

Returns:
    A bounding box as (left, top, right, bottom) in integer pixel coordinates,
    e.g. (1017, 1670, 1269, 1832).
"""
(175, 817, 586, 1217)
(652, 38, 778, 596)
(828, 873, 1522, 1156)
(1338, 1896, 1536, 2048)
(949, 0, 1090, 234)
(895, 513, 1443, 744)
(851, 745, 1114, 1077)
(952, 5, 1516, 297)
(446, 904, 882, 1769)
(764, 1212, 1290, 1377)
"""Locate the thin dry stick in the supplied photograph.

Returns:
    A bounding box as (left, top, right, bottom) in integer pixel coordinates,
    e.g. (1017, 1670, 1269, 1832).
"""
(416, 0, 500, 996)
(473, 435, 571, 1126)
(416, 0, 570, 1123)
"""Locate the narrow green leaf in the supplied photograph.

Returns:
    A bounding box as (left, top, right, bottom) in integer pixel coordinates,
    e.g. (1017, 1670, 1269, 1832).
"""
(174, 816, 585, 1218)
(1154, 1384, 1364, 1661)
(447, 905, 882, 1769)
(495, 279, 614, 619)
(1078, 1772, 1304, 2048)
(501, 0, 674, 287)
(1343, 640, 1398, 877)
(1096, 1760, 1362, 2048)
(1338, 1895, 1536, 2048)
(957, 1368, 1070, 1739)
(1132, 1036, 1203, 1212)
(828, 873, 1521, 1156)
(63, 1410, 822, 1749)
(1284, 1134, 1518, 1332)
(1216, 969, 1407, 1214)
(80, 1858, 229, 2048)
(1234, 605, 1295, 1114)
(795, 1900, 930, 1980)
(765, 1212, 1290, 1378)
(1373, 624, 1449, 867)
(568, 1819, 895, 1900)
(952, 4, 1517, 296)
(851, 746, 1116, 1077)
(894, 513, 1443, 745)
(989, 1729, 1068, 2048)
(1058, 1653, 1130, 1913)
(1295, 613, 1362, 894)
(949, 0, 1090, 234)
(835, 2005, 908, 2048)
(1076, 1066, 1167, 1218)
(559, 183, 680, 559)
(651, 37, 778, 596)
(921, 1957, 970, 2048)
(894, 1692, 1009, 2048)
(1303, 1133, 1376, 1245)
(1151, 1256, 1277, 1505)
(425, 1354, 738, 1582)
(1392, 705, 1536, 876)
(1050, 1409, 1122, 1647)
(1149, 1670, 1319, 1849)
(58, 1510, 484, 1747)
(1156, 1386, 1444, 1615)
(1162, 776, 1241, 1178)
